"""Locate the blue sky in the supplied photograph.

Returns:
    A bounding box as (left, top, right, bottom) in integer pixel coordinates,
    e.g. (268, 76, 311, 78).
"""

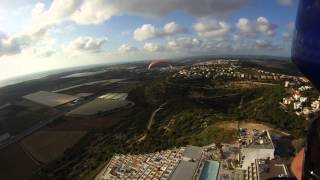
(0, 0, 298, 82)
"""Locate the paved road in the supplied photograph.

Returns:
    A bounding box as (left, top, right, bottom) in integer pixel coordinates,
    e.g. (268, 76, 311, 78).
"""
(138, 102, 167, 142)
(147, 102, 167, 131)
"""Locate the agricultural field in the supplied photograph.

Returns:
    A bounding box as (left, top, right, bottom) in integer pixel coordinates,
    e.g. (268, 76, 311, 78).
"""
(20, 130, 86, 163)
(0, 143, 39, 180)
(67, 99, 132, 116)
(47, 110, 130, 131)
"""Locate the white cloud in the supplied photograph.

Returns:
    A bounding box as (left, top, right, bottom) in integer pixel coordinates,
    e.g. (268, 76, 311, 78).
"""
(236, 18, 253, 34)
(163, 22, 186, 35)
(27, 0, 249, 29)
(168, 37, 202, 51)
(88, 0, 249, 17)
(65, 36, 107, 54)
(22, 46, 56, 58)
(0, 33, 33, 57)
(194, 20, 230, 38)
(1, 0, 249, 57)
(118, 44, 138, 54)
(0, 0, 79, 57)
(256, 17, 277, 36)
(0, 0, 249, 57)
(277, 0, 294, 7)
(205, 39, 232, 51)
(236, 17, 277, 37)
(143, 42, 163, 52)
(71, 0, 118, 25)
(255, 39, 282, 50)
(133, 22, 186, 41)
(31, 2, 45, 19)
(134, 24, 157, 41)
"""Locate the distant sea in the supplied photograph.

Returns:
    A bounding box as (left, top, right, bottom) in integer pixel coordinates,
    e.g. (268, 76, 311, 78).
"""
(0, 64, 108, 88)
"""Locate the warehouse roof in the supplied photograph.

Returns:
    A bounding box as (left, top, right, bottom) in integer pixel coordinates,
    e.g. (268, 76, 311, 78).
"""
(169, 161, 197, 180)
(199, 160, 220, 180)
(23, 91, 78, 107)
(183, 145, 203, 161)
(67, 99, 132, 116)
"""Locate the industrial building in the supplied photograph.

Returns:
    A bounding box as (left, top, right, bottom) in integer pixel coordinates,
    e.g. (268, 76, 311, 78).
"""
(22, 91, 79, 108)
(239, 130, 276, 180)
(170, 146, 203, 180)
(256, 159, 289, 180)
(98, 93, 128, 101)
(67, 99, 133, 116)
(169, 160, 198, 180)
(199, 160, 220, 180)
(240, 130, 275, 170)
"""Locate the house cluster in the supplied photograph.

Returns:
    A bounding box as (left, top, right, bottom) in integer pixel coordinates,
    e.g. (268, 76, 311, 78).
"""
(95, 129, 289, 180)
(282, 82, 320, 117)
(95, 148, 185, 180)
(172, 60, 296, 82)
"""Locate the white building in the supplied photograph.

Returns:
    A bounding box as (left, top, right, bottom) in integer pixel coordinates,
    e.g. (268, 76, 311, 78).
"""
(293, 94, 300, 101)
(311, 101, 320, 110)
(300, 97, 308, 103)
(294, 102, 302, 110)
(283, 98, 292, 105)
(240, 131, 275, 170)
(284, 81, 290, 88)
(299, 86, 312, 91)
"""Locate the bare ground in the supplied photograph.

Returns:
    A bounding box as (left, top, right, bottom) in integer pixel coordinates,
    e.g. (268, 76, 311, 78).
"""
(0, 143, 39, 180)
(216, 121, 272, 131)
(20, 130, 86, 163)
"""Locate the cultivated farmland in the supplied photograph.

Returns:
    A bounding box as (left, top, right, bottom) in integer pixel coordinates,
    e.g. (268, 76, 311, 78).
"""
(20, 130, 86, 163)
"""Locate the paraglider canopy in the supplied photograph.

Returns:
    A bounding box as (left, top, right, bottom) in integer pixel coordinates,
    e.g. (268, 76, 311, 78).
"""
(148, 60, 172, 70)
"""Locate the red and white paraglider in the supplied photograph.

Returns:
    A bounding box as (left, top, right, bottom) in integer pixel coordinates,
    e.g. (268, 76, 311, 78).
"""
(148, 60, 172, 70)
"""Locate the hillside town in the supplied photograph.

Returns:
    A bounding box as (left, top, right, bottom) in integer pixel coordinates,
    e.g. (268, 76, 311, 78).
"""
(172, 60, 320, 120)
(172, 60, 296, 82)
(96, 129, 289, 180)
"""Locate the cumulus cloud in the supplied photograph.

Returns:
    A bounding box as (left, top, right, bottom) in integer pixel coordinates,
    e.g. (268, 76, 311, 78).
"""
(236, 17, 277, 37)
(193, 20, 230, 38)
(1, 0, 249, 57)
(256, 17, 277, 36)
(255, 39, 282, 50)
(28, 0, 249, 29)
(134, 24, 157, 41)
(163, 22, 187, 35)
(65, 36, 107, 54)
(71, 0, 248, 23)
(22, 46, 56, 58)
(168, 37, 202, 51)
(205, 39, 232, 51)
(118, 44, 138, 54)
(277, 0, 294, 7)
(134, 22, 186, 41)
(0, 33, 34, 57)
(0, 0, 78, 57)
(143, 42, 164, 52)
(236, 18, 252, 33)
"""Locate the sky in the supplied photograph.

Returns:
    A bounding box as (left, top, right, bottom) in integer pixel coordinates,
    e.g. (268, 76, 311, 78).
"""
(0, 0, 298, 81)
